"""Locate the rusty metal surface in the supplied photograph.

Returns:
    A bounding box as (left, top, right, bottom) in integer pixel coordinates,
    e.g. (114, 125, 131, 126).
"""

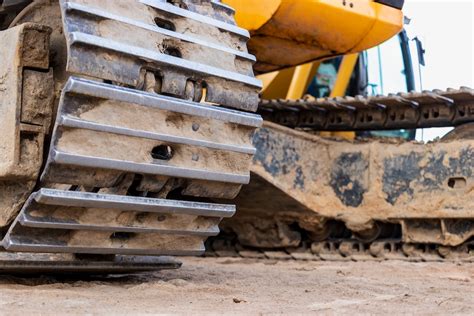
(221, 122, 474, 249)
(227, 174, 325, 248)
(0, 0, 262, 266)
(206, 238, 474, 263)
(41, 77, 259, 194)
(3, 189, 235, 256)
(0, 23, 53, 228)
(0, 251, 181, 274)
(253, 122, 473, 223)
(4, 73, 258, 256)
(260, 88, 474, 131)
(60, 0, 261, 112)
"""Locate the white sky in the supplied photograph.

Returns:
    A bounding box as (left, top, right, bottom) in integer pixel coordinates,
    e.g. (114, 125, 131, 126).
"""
(402, 0, 474, 141)
(404, 0, 473, 89)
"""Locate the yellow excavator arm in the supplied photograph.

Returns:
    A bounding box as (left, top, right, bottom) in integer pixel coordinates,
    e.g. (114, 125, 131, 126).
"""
(223, 0, 404, 73)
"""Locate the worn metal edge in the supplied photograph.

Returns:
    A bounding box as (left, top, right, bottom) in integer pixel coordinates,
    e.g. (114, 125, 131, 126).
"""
(19, 213, 221, 236)
(68, 32, 262, 88)
(50, 151, 250, 185)
(60, 116, 256, 155)
(33, 189, 236, 218)
(139, 0, 250, 38)
(63, 1, 255, 62)
(65, 77, 262, 128)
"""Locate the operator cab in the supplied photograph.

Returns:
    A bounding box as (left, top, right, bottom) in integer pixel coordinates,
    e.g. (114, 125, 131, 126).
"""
(306, 28, 425, 140)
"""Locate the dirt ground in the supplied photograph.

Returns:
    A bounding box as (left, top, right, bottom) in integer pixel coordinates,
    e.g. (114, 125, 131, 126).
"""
(0, 257, 472, 315)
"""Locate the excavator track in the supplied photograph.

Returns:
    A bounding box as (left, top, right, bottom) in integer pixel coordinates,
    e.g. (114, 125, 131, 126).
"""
(206, 92, 474, 263)
(0, 0, 262, 273)
(206, 238, 474, 263)
(259, 88, 474, 131)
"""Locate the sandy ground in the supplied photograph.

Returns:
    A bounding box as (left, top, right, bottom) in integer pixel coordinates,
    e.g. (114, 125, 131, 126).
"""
(0, 257, 473, 315)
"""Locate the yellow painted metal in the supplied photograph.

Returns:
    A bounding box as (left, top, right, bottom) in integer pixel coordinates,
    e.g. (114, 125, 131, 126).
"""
(259, 57, 356, 140)
(223, 0, 401, 140)
(352, 3, 405, 52)
(223, 0, 281, 31)
(257, 61, 320, 100)
(330, 54, 359, 98)
(326, 130, 356, 141)
(258, 67, 296, 100)
(327, 54, 360, 141)
(223, 0, 403, 72)
(286, 62, 321, 100)
(225, 0, 402, 54)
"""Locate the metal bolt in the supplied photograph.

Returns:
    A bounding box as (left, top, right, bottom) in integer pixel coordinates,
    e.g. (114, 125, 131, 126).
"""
(192, 123, 200, 131)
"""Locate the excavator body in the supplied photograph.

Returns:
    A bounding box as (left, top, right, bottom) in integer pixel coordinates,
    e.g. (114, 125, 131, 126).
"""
(210, 0, 474, 261)
(0, 0, 472, 272)
(224, 0, 404, 73)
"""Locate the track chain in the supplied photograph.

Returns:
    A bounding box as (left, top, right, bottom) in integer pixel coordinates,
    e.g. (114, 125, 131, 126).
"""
(260, 88, 474, 131)
(0, 0, 262, 272)
(206, 239, 474, 263)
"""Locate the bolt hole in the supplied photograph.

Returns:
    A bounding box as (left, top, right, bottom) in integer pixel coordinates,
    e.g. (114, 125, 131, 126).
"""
(110, 232, 136, 241)
(164, 47, 182, 58)
(448, 177, 467, 189)
(151, 145, 174, 160)
(135, 212, 148, 223)
(154, 17, 176, 31)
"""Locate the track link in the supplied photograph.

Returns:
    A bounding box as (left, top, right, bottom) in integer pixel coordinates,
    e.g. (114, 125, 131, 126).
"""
(260, 88, 474, 131)
(211, 86, 474, 263)
(206, 239, 474, 263)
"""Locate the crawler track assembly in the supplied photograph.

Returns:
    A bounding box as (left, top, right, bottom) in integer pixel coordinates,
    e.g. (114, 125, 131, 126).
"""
(0, 0, 261, 273)
(208, 93, 474, 262)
